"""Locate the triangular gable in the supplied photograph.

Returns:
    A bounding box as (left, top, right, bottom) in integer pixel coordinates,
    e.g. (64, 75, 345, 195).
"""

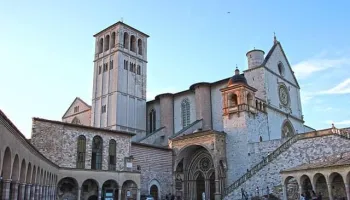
(62, 97, 91, 119)
(262, 42, 300, 88)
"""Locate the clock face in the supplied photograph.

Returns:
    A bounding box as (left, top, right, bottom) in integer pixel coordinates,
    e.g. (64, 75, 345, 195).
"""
(279, 85, 289, 106)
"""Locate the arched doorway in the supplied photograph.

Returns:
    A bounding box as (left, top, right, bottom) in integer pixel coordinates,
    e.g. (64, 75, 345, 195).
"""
(102, 180, 119, 200)
(81, 179, 99, 200)
(57, 177, 79, 200)
(150, 185, 158, 200)
(300, 175, 312, 199)
(175, 145, 219, 200)
(196, 173, 205, 200)
(284, 176, 299, 200)
(314, 173, 328, 199)
(121, 180, 137, 200)
(330, 172, 346, 199)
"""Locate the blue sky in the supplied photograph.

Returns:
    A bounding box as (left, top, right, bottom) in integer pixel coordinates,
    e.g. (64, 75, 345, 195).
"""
(0, 0, 349, 138)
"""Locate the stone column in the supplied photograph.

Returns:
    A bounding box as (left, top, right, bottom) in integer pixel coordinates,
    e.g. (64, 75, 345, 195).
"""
(282, 184, 287, 200)
(345, 184, 350, 200)
(298, 185, 303, 197)
(2, 179, 12, 200)
(214, 168, 221, 200)
(77, 187, 81, 200)
(327, 183, 333, 200)
(25, 184, 31, 200)
(98, 187, 102, 200)
(118, 188, 122, 200)
(30, 184, 36, 200)
(10, 181, 19, 200)
(137, 188, 141, 200)
(18, 183, 26, 200)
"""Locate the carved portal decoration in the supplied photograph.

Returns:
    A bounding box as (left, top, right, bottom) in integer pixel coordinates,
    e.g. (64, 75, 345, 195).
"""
(200, 157, 211, 172)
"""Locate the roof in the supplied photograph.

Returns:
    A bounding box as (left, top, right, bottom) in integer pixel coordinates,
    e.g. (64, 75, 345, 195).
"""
(62, 97, 91, 119)
(147, 77, 230, 104)
(0, 109, 59, 167)
(261, 41, 300, 88)
(131, 142, 172, 151)
(170, 129, 225, 142)
(94, 21, 149, 37)
(281, 152, 350, 173)
(33, 117, 136, 137)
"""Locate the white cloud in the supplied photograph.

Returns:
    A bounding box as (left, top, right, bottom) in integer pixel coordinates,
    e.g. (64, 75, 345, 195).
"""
(292, 58, 350, 79)
(319, 78, 350, 94)
(326, 120, 350, 126)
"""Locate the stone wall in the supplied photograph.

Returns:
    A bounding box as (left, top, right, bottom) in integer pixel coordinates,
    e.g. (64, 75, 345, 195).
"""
(223, 134, 350, 200)
(247, 139, 283, 168)
(131, 143, 173, 198)
(31, 118, 132, 171)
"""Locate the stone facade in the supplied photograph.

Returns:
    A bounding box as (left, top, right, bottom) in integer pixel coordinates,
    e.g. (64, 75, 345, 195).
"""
(62, 97, 91, 126)
(131, 143, 173, 199)
(31, 118, 133, 171)
(223, 131, 350, 200)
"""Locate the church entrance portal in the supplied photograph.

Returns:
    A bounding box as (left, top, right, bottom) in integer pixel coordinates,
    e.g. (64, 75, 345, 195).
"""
(175, 145, 223, 200)
(150, 185, 158, 200)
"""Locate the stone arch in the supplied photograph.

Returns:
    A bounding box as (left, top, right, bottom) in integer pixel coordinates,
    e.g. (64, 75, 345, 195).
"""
(130, 35, 136, 52)
(138, 38, 143, 55)
(121, 180, 138, 200)
(123, 32, 129, 49)
(12, 154, 20, 181)
(91, 135, 103, 170)
(300, 174, 312, 198)
(2, 147, 11, 179)
(81, 178, 99, 200)
(176, 144, 213, 164)
(313, 173, 328, 198)
(281, 119, 295, 138)
(102, 179, 119, 200)
(246, 92, 253, 106)
(284, 176, 299, 200)
(148, 179, 161, 200)
(26, 163, 32, 184)
(329, 172, 346, 199)
(19, 159, 26, 183)
(228, 93, 238, 107)
(98, 38, 103, 54)
(57, 177, 79, 200)
(111, 32, 116, 47)
(31, 166, 36, 184)
(104, 35, 110, 51)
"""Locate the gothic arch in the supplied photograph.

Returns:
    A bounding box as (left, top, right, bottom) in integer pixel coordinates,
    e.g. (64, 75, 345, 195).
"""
(176, 144, 214, 169)
(148, 179, 161, 200)
(281, 119, 295, 138)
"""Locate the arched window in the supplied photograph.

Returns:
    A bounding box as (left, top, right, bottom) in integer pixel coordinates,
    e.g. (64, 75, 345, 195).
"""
(247, 93, 253, 106)
(138, 39, 143, 55)
(111, 32, 116, 48)
(149, 109, 156, 133)
(181, 98, 191, 128)
(77, 135, 86, 169)
(98, 38, 103, 53)
(281, 120, 295, 138)
(130, 35, 136, 52)
(123, 32, 129, 49)
(230, 93, 238, 107)
(278, 62, 285, 76)
(72, 117, 80, 125)
(104, 35, 110, 51)
(108, 139, 116, 170)
(91, 136, 103, 170)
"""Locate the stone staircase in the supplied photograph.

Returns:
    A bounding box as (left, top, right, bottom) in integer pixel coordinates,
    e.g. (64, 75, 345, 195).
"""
(222, 126, 350, 199)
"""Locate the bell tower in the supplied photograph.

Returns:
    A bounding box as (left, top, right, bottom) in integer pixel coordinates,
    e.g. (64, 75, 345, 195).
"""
(220, 67, 268, 183)
(91, 21, 149, 138)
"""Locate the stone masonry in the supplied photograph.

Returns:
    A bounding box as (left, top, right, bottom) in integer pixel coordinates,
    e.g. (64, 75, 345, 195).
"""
(223, 131, 350, 200)
(31, 118, 132, 171)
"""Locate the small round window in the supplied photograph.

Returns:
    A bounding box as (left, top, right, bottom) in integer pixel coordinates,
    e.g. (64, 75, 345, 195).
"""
(278, 62, 285, 76)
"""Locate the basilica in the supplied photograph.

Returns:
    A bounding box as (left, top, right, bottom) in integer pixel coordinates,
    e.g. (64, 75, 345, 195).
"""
(1, 21, 350, 200)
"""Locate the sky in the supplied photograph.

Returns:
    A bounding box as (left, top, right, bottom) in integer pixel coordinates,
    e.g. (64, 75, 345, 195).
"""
(0, 0, 350, 138)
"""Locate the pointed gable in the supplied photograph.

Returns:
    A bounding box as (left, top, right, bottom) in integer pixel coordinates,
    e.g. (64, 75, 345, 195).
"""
(62, 97, 91, 119)
(262, 42, 300, 88)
